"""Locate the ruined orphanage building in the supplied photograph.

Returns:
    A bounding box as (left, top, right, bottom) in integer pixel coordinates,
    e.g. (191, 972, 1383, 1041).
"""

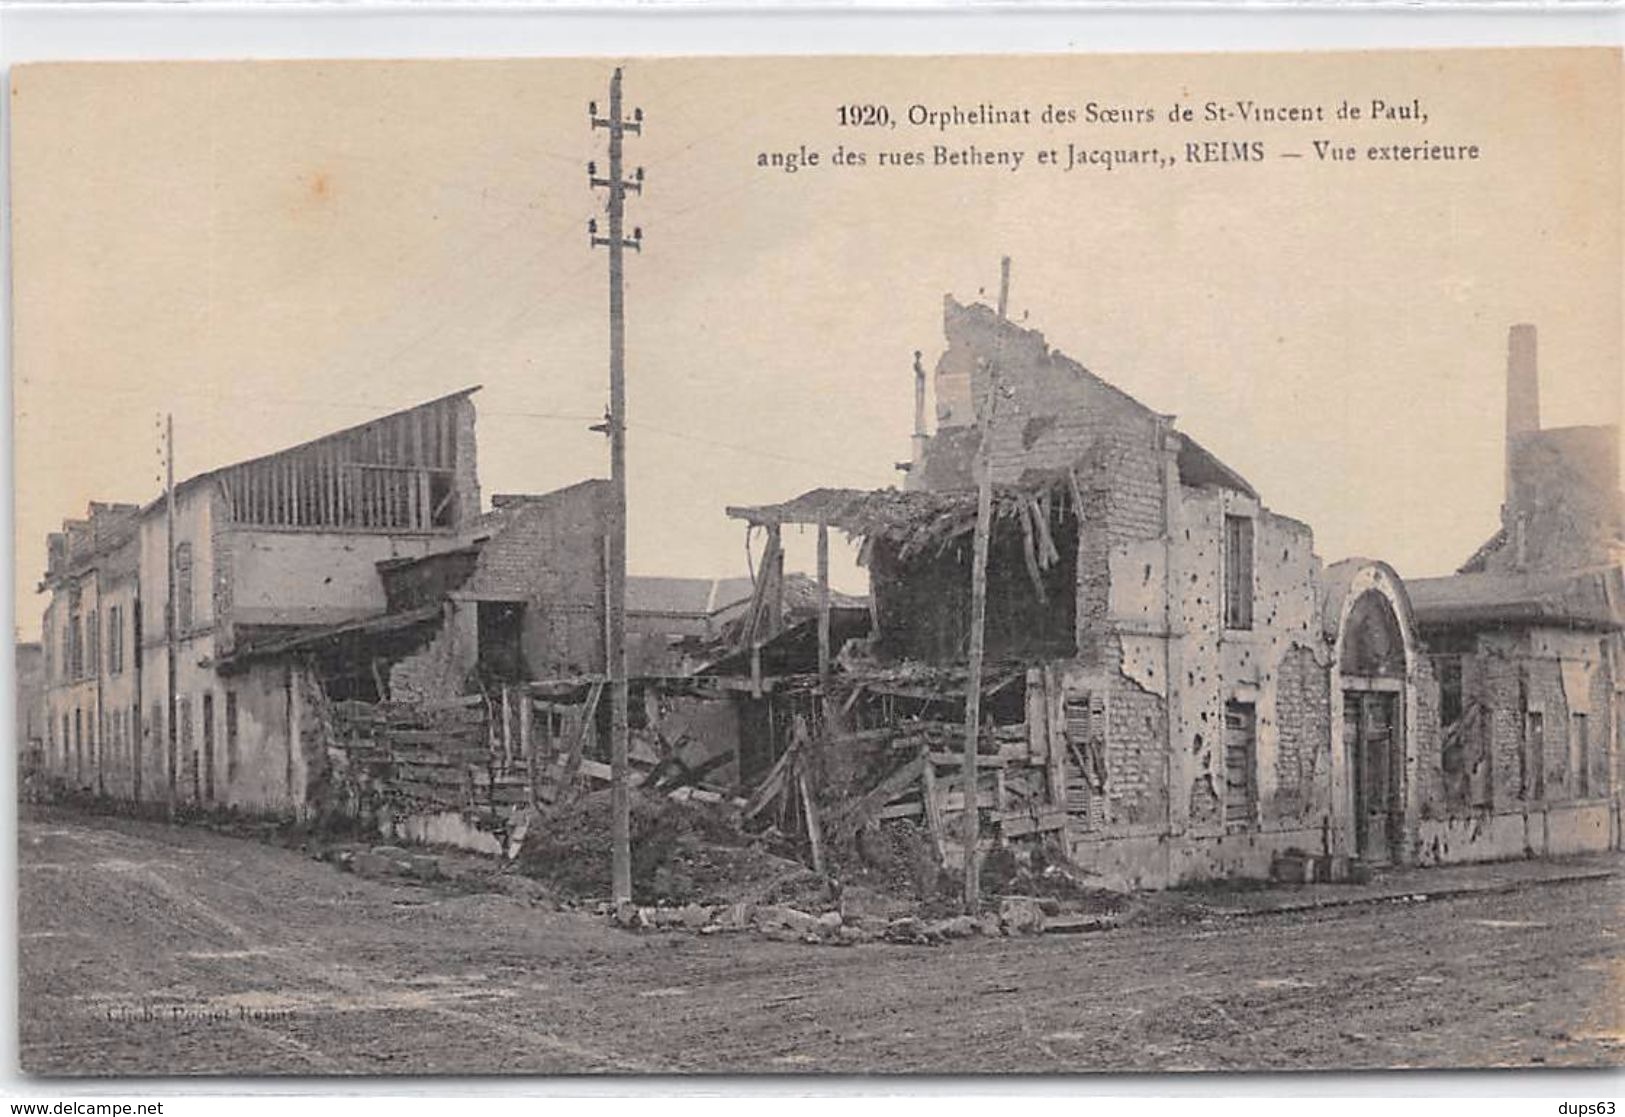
(732, 299, 1622, 887)
(30, 302, 1622, 889)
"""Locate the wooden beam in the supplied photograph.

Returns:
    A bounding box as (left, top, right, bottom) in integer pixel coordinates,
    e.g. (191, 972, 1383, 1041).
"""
(798, 764, 825, 875)
(817, 517, 832, 726)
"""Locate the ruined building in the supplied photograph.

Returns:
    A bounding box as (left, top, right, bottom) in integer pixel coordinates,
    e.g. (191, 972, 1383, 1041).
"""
(1406, 325, 1624, 862)
(38, 390, 485, 810)
(32, 390, 787, 838)
(731, 299, 1620, 887)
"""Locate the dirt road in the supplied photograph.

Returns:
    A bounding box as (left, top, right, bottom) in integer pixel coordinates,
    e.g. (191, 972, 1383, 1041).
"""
(18, 807, 1623, 1076)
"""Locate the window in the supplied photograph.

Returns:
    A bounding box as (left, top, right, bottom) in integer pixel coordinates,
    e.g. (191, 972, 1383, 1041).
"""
(1062, 689, 1109, 832)
(476, 601, 527, 683)
(153, 701, 172, 793)
(1436, 656, 1462, 727)
(69, 615, 83, 679)
(1572, 713, 1590, 799)
(202, 694, 215, 803)
(1224, 701, 1257, 825)
(225, 691, 239, 783)
(174, 543, 194, 633)
(179, 698, 196, 801)
(1223, 515, 1254, 630)
(87, 612, 99, 680)
(107, 605, 124, 675)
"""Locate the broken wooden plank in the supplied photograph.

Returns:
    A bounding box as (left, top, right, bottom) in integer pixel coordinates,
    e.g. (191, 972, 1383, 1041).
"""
(938, 790, 998, 812)
(827, 753, 927, 841)
(798, 766, 825, 875)
(742, 726, 802, 820)
(919, 757, 948, 864)
(998, 807, 1068, 837)
(557, 679, 603, 798)
(926, 751, 1006, 769)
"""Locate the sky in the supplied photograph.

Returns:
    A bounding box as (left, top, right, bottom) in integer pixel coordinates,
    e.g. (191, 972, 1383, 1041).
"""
(9, 49, 1622, 641)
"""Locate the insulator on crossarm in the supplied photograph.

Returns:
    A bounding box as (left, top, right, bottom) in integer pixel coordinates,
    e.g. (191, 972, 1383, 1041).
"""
(589, 101, 598, 116)
(588, 218, 598, 236)
(588, 161, 597, 177)
(634, 108, 643, 123)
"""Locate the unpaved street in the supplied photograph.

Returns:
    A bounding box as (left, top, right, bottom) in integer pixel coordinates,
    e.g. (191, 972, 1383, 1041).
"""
(18, 807, 1623, 1076)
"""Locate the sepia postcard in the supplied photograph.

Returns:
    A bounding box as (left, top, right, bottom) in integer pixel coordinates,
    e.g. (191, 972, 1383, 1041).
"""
(9, 47, 1622, 1077)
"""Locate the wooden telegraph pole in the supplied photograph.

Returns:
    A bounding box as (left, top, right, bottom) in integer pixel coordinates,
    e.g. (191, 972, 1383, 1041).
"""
(590, 68, 643, 907)
(962, 257, 1010, 912)
(165, 413, 178, 810)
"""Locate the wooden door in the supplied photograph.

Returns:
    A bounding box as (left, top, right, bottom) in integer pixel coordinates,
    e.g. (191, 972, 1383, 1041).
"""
(1345, 691, 1398, 862)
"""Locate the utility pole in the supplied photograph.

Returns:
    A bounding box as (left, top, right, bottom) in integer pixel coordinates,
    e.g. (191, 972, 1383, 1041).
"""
(589, 68, 643, 907)
(962, 257, 1010, 912)
(165, 413, 178, 810)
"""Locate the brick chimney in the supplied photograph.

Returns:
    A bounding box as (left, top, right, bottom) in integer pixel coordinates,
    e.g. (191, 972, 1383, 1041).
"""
(1505, 323, 1540, 504)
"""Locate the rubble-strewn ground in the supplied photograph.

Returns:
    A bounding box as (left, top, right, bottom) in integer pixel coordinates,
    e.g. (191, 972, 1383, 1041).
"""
(19, 805, 1623, 1076)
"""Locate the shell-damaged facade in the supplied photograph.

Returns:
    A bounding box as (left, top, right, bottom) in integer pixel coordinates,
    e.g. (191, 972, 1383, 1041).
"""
(731, 298, 1621, 888)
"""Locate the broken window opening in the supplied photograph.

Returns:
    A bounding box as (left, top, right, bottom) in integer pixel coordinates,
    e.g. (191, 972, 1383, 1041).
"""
(476, 601, 528, 685)
(1223, 701, 1257, 826)
(1223, 514, 1254, 631)
(1062, 688, 1108, 832)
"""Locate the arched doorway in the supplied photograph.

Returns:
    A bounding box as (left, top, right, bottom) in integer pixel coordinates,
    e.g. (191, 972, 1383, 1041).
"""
(1340, 588, 1408, 863)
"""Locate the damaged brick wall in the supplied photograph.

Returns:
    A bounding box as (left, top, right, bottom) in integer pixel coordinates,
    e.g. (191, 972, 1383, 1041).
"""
(388, 606, 474, 704)
(1104, 648, 1168, 827)
(463, 481, 609, 679)
(1412, 653, 1442, 820)
(1270, 644, 1330, 823)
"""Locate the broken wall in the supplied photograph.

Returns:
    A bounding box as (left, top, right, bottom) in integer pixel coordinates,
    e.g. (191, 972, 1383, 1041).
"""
(461, 481, 610, 679)
(388, 605, 477, 704)
(1499, 426, 1622, 574)
(869, 517, 1078, 666)
(1415, 624, 1618, 864)
(921, 297, 1166, 497)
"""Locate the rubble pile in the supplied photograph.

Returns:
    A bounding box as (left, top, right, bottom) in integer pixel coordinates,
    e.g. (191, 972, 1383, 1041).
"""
(513, 787, 811, 906)
(605, 891, 1114, 944)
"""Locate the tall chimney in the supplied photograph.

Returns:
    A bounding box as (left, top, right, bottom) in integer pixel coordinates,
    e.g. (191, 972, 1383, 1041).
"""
(1506, 323, 1540, 504)
(911, 350, 929, 463)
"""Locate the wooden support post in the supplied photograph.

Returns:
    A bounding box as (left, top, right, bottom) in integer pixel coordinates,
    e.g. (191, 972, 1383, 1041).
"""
(798, 764, 825, 875)
(499, 685, 512, 772)
(920, 749, 947, 864)
(519, 690, 535, 807)
(817, 516, 832, 731)
(961, 255, 1009, 913)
